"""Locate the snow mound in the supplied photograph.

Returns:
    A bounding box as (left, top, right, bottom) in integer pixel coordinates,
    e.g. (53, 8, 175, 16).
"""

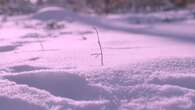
(86, 58, 195, 110)
(0, 79, 110, 110)
(148, 73, 195, 90)
(121, 94, 195, 110)
(0, 79, 62, 109)
(109, 10, 195, 24)
(0, 96, 46, 110)
(1, 58, 195, 110)
(4, 70, 111, 100)
(32, 7, 76, 21)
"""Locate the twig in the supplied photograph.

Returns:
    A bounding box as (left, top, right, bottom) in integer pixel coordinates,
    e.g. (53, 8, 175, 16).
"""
(93, 26, 104, 66)
(37, 34, 45, 51)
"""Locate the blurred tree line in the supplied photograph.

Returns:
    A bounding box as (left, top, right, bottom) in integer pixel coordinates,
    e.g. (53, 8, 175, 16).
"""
(0, 0, 195, 14)
(85, 0, 195, 13)
(34, 0, 195, 13)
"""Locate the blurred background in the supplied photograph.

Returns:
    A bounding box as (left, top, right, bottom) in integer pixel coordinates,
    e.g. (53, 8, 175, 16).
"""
(0, 0, 195, 15)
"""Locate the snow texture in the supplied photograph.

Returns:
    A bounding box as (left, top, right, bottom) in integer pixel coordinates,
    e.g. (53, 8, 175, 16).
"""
(0, 7, 195, 110)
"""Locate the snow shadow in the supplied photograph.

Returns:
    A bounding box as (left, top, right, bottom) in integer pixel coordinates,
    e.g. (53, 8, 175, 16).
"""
(28, 57, 40, 61)
(59, 31, 73, 35)
(7, 65, 48, 73)
(104, 46, 143, 50)
(0, 44, 21, 53)
(31, 7, 195, 44)
(85, 19, 195, 44)
(76, 30, 94, 35)
(32, 7, 74, 22)
(22, 33, 41, 39)
(148, 74, 195, 90)
(5, 71, 111, 100)
(19, 33, 46, 44)
(0, 96, 46, 110)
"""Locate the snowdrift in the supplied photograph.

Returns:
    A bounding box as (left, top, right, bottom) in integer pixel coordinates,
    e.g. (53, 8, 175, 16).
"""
(0, 96, 46, 110)
(0, 77, 110, 110)
(32, 7, 76, 21)
(2, 58, 195, 110)
(5, 71, 111, 100)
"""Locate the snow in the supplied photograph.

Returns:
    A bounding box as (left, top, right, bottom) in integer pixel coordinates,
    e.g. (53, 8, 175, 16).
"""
(0, 7, 195, 110)
(32, 7, 76, 21)
(0, 96, 46, 110)
(4, 71, 111, 100)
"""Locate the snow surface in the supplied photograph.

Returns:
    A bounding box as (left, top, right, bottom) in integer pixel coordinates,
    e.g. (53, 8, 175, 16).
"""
(0, 7, 195, 110)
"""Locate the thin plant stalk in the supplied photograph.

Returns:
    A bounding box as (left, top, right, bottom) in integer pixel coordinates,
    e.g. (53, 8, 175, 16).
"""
(93, 27, 104, 66)
(37, 35, 45, 51)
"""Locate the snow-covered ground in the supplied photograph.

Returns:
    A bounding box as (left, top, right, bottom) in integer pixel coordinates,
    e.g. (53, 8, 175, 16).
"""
(0, 7, 195, 110)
